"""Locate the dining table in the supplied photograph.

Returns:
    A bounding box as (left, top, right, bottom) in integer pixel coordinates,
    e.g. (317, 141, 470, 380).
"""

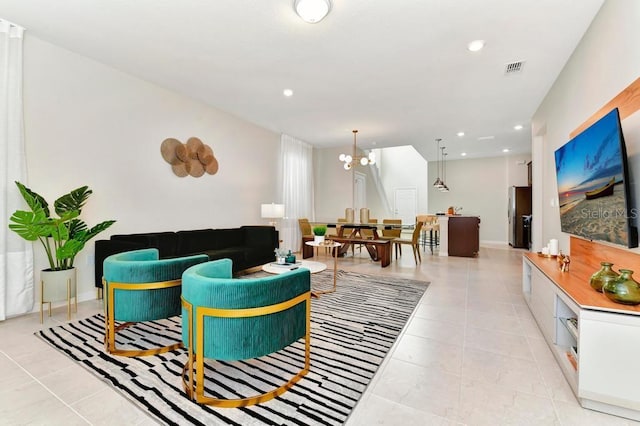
(305, 222, 406, 265)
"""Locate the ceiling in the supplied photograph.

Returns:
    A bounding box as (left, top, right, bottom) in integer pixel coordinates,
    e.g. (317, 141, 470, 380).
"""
(0, 0, 605, 161)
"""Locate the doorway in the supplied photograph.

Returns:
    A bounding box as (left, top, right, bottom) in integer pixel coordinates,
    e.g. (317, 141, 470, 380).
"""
(393, 188, 417, 224)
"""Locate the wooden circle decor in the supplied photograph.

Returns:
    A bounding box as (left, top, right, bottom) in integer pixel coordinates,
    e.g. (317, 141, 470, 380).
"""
(160, 137, 219, 178)
(160, 138, 182, 165)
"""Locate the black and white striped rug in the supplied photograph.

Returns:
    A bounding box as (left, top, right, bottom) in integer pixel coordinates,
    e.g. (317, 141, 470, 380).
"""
(36, 270, 428, 425)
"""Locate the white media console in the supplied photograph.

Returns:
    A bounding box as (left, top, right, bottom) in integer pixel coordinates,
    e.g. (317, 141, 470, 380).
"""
(522, 246, 640, 421)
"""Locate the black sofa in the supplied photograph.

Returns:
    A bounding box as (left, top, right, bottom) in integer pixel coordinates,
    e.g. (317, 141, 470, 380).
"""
(94, 226, 278, 288)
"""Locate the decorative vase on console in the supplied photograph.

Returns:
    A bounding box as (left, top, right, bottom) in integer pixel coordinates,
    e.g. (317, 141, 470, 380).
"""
(602, 269, 640, 305)
(589, 262, 619, 292)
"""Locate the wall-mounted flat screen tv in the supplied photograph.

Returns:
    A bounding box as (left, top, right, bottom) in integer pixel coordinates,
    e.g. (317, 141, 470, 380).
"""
(554, 107, 638, 248)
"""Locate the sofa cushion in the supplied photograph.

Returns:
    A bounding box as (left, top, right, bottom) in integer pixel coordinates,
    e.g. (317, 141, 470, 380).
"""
(110, 232, 178, 258)
(176, 229, 217, 255)
(242, 226, 277, 248)
(214, 228, 244, 249)
(244, 246, 275, 267)
(200, 248, 246, 270)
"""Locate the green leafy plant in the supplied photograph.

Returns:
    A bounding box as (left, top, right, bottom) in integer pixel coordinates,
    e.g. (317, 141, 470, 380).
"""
(8, 181, 116, 271)
(312, 225, 327, 236)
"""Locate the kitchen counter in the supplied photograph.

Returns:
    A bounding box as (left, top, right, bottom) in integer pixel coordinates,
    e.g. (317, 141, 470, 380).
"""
(437, 215, 481, 257)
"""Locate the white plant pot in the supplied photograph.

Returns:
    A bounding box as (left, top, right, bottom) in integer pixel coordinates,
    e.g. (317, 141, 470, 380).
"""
(314, 235, 325, 244)
(41, 268, 77, 302)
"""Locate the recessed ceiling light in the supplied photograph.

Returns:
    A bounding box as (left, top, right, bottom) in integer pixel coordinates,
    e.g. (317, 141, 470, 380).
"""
(457, 132, 465, 137)
(283, 89, 293, 97)
(514, 124, 523, 130)
(461, 152, 467, 157)
(502, 148, 510, 153)
(467, 40, 485, 52)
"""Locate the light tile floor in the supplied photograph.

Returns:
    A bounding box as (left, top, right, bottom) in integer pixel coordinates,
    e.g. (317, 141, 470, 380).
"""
(0, 244, 637, 425)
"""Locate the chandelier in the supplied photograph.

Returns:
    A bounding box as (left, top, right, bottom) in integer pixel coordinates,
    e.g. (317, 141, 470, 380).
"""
(339, 130, 375, 170)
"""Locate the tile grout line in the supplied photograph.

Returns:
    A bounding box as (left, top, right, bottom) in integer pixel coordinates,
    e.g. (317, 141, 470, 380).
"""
(0, 349, 94, 425)
(457, 258, 473, 425)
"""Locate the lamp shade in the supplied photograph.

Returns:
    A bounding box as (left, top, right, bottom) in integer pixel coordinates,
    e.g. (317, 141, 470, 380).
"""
(294, 0, 331, 23)
(261, 203, 285, 219)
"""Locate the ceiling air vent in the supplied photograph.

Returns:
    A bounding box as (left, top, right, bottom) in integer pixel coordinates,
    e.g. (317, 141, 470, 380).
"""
(505, 61, 525, 74)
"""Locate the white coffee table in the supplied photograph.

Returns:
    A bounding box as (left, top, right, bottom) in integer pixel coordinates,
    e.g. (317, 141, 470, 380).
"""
(262, 260, 327, 274)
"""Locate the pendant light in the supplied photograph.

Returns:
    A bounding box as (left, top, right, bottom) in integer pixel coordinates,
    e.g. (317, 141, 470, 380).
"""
(432, 138, 444, 188)
(440, 150, 450, 192)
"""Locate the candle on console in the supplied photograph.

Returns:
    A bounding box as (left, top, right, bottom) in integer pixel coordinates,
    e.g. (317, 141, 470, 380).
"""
(549, 239, 559, 256)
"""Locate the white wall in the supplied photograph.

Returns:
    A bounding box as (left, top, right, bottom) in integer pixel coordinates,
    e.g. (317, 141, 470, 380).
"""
(428, 154, 531, 244)
(21, 36, 281, 305)
(313, 146, 353, 221)
(532, 0, 640, 255)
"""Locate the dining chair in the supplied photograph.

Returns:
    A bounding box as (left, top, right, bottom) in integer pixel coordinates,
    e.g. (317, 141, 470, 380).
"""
(298, 218, 313, 237)
(393, 221, 423, 264)
(415, 214, 430, 251)
(381, 219, 402, 258)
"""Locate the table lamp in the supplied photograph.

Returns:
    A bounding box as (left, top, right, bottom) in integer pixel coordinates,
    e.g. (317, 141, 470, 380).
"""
(261, 203, 285, 227)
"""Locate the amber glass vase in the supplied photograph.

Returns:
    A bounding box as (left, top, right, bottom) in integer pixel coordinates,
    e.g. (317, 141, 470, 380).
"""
(603, 269, 640, 305)
(589, 262, 619, 293)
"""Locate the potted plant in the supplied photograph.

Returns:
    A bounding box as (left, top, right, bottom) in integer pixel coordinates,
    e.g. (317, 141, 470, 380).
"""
(8, 182, 115, 320)
(313, 225, 327, 244)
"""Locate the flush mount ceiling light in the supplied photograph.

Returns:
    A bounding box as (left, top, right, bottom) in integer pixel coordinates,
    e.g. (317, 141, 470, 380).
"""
(457, 132, 465, 137)
(467, 39, 485, 52)
(283, 88, 293, 97)
(294, 0, 331, 23)
(514, 124, 523, 130)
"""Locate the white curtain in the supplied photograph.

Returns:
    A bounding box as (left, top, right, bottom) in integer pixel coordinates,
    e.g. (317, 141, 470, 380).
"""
(280, 134, 314, 252)
(0, 19, 33, 320)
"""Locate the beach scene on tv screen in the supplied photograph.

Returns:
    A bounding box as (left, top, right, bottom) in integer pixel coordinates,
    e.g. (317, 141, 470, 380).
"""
(555, 109, 630, 246)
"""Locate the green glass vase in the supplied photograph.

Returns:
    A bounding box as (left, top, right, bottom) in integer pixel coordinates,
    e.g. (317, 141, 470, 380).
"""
(589, 262, 619, 293)
(603, 269, 640, 305)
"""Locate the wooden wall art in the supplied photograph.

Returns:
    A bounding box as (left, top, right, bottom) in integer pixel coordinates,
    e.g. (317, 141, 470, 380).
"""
(160, 137, 219, 177)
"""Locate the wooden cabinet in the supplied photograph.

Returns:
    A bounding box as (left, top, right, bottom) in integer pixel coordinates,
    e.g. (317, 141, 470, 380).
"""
(523, 250, 640, 421)
(448, 216, 480, 257)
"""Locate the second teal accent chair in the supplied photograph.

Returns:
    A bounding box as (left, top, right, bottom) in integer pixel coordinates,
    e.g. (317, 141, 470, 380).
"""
(181, 258, 311, 407)
(103, 248, 208, 356)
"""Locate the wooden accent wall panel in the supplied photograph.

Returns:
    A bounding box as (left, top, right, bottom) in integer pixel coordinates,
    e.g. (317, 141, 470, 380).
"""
(570, 77, 640, 138)
(524, 237, 640, 313)
(570, 236, 640, 280)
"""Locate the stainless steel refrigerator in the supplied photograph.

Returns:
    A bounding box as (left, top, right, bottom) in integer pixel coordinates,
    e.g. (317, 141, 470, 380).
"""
(508, 186, 532, 248)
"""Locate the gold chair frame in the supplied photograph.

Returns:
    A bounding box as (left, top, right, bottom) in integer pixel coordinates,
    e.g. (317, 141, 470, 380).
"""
(103, 277, 184, 357)
(181, 291, 311, 407)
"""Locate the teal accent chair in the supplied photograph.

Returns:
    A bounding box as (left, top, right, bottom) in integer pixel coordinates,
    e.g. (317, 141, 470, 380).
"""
(181, 258, 311, 407)
(103, 248, 208, 356)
